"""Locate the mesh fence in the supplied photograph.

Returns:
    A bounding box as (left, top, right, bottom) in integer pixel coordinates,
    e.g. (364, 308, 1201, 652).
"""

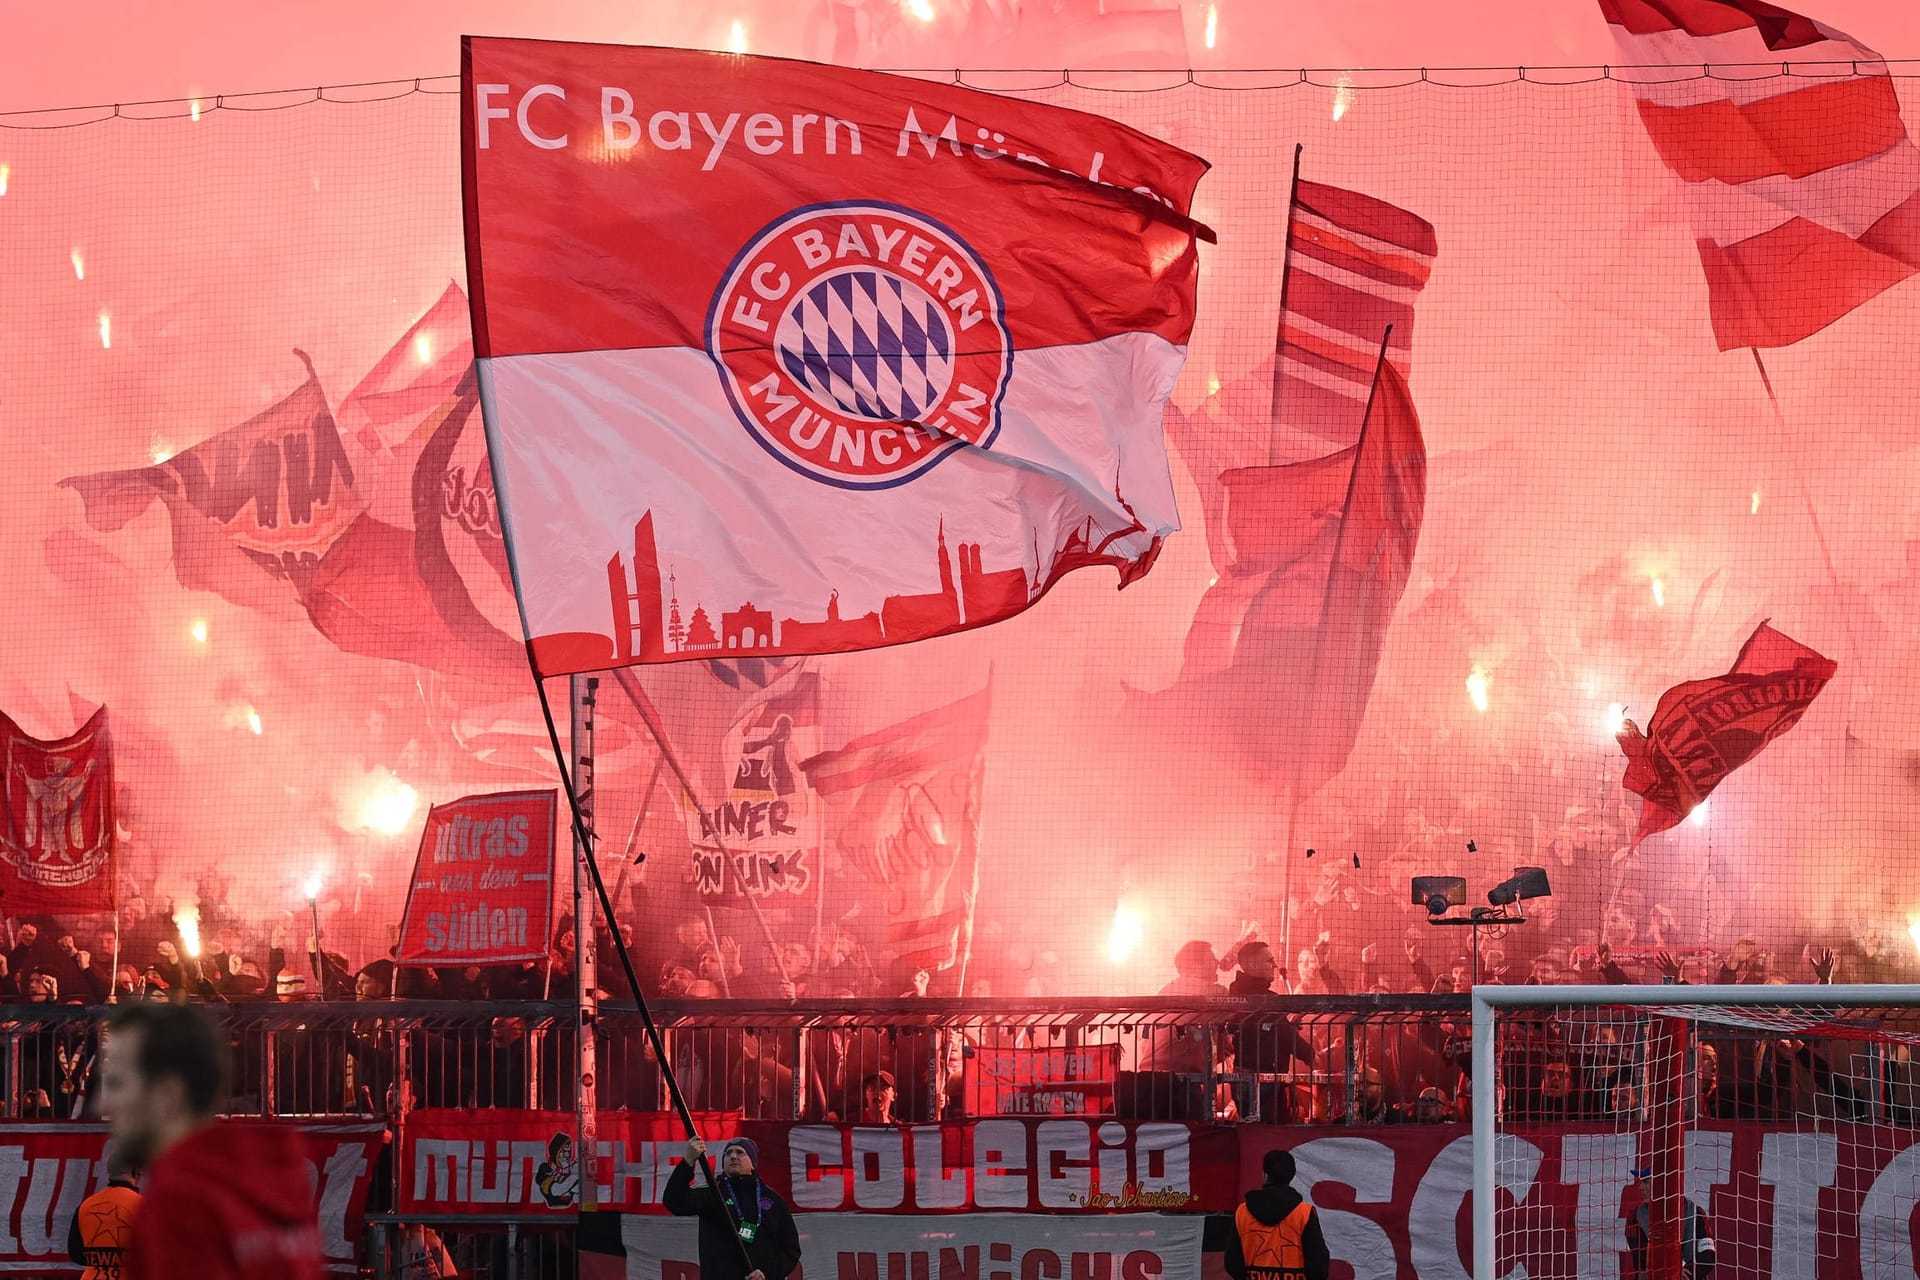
(3, 68, 1919, 1003)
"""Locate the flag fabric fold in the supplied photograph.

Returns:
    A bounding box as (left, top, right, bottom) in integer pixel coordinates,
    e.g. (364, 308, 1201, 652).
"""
(1617, 620, 1837, 844)
(461, 40, 1209, 676)
(1601, 0, 1920, 348)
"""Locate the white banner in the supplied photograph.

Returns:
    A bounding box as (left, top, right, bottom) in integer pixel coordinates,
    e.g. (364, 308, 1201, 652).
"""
(616, 1212, 1205, 1280)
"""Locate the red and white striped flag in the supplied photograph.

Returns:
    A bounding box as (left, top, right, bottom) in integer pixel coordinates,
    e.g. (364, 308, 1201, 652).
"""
(461, 40, 1209, 677)
(1276, 180, 1437, 445)
(1601, 0, 1920, 349)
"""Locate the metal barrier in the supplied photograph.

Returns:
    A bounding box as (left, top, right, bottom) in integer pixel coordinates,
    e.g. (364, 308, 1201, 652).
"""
(5, 992, 1898, 1128)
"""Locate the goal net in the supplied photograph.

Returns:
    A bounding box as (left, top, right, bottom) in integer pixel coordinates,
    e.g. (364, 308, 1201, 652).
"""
(1470, 984, 1920, 1280)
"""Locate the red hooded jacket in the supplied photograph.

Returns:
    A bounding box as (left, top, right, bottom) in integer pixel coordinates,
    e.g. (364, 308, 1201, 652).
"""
(123, 1122, 324, 1280)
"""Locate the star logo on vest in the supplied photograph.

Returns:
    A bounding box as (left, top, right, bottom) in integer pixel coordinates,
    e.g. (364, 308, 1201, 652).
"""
(707, 202, 1013, 489)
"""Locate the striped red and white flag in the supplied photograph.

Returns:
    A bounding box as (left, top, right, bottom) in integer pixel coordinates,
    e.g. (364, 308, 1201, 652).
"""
(461, 40, 1209, 677)
(1601, 0, 1920, 349)
(1276, 180, 1437, 446)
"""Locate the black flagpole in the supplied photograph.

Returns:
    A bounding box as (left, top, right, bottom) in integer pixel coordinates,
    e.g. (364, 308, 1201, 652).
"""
(1268, 141, 1305, 465)
(528, 662, 755, 1264)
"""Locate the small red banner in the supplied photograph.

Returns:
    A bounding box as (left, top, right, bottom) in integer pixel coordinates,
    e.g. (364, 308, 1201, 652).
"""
(395, 790, 557, 966)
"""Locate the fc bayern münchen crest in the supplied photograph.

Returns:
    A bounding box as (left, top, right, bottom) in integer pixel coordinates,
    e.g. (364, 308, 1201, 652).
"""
(707, 202, 1013, 489)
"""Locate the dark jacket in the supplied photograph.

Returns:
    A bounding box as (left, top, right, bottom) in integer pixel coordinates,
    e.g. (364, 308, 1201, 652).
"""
(1223, 1185, 1331, 1280)
(1227, 974, 1316, 1069)
(663, 1163, 801, 1280)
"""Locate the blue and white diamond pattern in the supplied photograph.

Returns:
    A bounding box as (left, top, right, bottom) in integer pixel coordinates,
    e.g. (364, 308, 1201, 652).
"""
(773, 269, 955, 421)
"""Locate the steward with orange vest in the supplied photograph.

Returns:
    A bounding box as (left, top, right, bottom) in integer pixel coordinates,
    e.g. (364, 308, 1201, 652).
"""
(66, 1145, 140, 1280)
(1223, 1150, 1329, 1280)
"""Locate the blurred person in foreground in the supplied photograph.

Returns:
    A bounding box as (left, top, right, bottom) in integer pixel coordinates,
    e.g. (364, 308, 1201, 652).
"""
(665, 1136, 801, 1280)
(100, 1002, 323, 1280)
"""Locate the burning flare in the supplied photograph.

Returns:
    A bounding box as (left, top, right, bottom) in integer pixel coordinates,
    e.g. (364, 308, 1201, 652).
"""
(1466, 667, 1490, 714)
(174, 902, 201, 958)
(1106, 900, 1146, 965)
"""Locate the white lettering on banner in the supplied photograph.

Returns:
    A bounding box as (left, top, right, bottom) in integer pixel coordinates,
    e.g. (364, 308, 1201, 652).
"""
(1761, 1133, 1836, 1280)
(1860, 1143, 1920, 1279)
(1563, 1133, 1636, 1280)
(1293, 1138, 1399, 1280)
(786, 1122, 1194, 1213)
(1686, 1129, 1734, 1212)
(614, 1213, 1205, 1280)
(0, 1136, 369, 1270)
(518, 85, 567, 150)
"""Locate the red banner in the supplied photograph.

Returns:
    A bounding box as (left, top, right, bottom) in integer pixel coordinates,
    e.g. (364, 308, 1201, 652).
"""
(0, 1121, 380, 1276)
(395, 790, 557, 966)
(965, 1045, 1122, 1117)
(0, 710, 115, 913)
(401, 1112, 1230, 1216)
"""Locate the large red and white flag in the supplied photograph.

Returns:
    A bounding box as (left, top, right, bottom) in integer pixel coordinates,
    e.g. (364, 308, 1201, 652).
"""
(1275, 180, 1436, 445)
(461, 40, 1209, 677)
(801, 688, 988, 979)
(1601, 0, 1920, 349)
(0, 708, 116, 913)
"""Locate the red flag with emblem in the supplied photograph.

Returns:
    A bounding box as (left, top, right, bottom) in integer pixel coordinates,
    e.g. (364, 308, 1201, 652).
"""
(0, 708, 115, 912)
(1618, 621, 1837, 844)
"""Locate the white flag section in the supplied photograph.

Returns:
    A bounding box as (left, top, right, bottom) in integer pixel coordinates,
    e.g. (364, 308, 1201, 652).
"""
(613, 1212, 1205, 1280)
(462, 39, 1210, 676)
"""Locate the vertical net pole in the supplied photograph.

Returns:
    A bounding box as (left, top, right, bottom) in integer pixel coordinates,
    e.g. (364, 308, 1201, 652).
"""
(1646, 1014, 1688, 1280)
(1471, 989, 1497, 1280)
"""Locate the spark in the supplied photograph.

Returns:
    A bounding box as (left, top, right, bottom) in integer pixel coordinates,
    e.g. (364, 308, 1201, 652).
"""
(1208, 576, 1219, 587)
(189, 619, 208, 644)
(174, 903, 201, 958)
(1332, 75, 1356, 122)
(246, 708, 263, 736)
(70, 248, 84, 280)
(97, 311, 111, 349)
(1650, 577, 1666, 608)
(150, 437, 175, 465)
(1604, 703, 1627, 737)
(0, 164, 9, 196)
(727, 20, 749, 53)
(1105, 901, 1146, 965)
(1688, 799, 1710, 827)
(189, 99, 202, 122)
(1207, 375, 1221, 396)
(1908, 920, 1920, 959)
(1466, 667, 1490, 714)
(413, 332, 434, 365)
(1204, 4, 1218, 49)
(360, 776, 419, 835)
(906, 0, 936, 20)
(1751, 488, 1762, 515)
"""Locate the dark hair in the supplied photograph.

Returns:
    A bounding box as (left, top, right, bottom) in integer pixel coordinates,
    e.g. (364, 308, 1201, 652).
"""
(1262, 1149, 1296, 1186)
(107, 1001, 228, 1117)
(1236, 940, 1272, 969)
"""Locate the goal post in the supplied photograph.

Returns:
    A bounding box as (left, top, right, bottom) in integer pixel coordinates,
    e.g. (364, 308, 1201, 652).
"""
(1470, 983, 1920, 1280)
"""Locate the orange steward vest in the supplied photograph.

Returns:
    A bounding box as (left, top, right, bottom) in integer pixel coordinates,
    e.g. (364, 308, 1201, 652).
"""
(1236, 1200, 1312, 1280)
(75, 1183, 140, 1280)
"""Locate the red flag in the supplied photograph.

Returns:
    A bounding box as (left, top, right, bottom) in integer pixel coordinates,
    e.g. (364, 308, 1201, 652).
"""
(801, 688, 988, 976)
(59, 354, 362, 618)
(462, 41, 1208, 676)
(1276, 180, 1436, 445)
(0, 708, 115, 912)
(1618, 621, 1837, 844)
(395, 790, 557, 966)
(1278, 359, 1427, 798)
(1601, 0, 1920, 348)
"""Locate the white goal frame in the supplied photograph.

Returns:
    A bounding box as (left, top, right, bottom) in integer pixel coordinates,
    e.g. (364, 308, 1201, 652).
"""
(1469, 982, 1920, 1280)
